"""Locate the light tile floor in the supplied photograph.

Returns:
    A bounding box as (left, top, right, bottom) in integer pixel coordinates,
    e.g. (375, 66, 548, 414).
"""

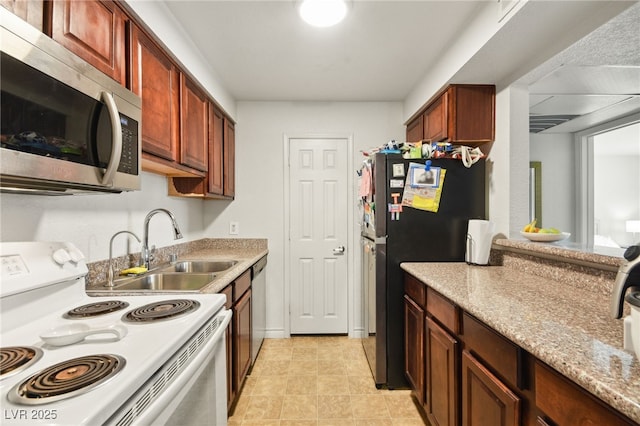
(228, 336, 428, 425)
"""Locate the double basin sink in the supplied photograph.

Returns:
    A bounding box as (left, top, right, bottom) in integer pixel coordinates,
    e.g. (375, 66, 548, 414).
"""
(110, 260, 238, 292)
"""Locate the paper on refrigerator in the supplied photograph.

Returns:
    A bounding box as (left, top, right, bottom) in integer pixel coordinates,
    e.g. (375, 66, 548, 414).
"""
(401, 163, 446, 213)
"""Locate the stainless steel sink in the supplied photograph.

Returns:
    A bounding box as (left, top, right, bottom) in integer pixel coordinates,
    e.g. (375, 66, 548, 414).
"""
(162, 260, 238, 273)
(113, 272, 216, 292)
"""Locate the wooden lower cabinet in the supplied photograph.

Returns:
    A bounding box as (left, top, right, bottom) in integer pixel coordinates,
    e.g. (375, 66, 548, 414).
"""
(425, 317, 459, 426)
(534, 361, 637, 426)
(403, 272, 637, 426)
(462, 350, 521, 426)
(233, 287, 252, 398)
(404, 294, 425, 404)
(222, 270, 253, 414)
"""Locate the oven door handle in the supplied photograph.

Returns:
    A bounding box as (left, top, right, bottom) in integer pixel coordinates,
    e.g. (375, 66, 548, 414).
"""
(101, 91, 123, 187)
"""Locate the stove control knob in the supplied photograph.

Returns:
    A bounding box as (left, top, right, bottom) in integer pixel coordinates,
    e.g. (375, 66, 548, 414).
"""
(52, 248, 72, 265)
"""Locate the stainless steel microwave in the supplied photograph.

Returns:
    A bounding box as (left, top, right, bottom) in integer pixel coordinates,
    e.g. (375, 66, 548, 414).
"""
(0, 8, 141, 195)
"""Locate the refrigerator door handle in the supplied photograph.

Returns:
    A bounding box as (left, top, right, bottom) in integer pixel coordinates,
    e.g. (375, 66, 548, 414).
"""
(333, 245, 346, 255)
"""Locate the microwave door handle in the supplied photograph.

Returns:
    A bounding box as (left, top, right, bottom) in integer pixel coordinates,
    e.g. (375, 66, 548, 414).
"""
(101, 91, 123, 186)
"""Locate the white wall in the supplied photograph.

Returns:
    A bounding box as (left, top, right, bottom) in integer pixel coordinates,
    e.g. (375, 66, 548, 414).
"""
(530, 132, 576, 237)
(0, 172, 204, 262)
(487, 85, 530, 239)
(203, 101, 404, 337)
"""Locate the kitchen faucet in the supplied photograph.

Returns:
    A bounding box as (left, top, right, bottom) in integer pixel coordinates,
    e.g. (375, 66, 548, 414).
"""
(107, 230, 141, 287)
(141, 208, 183, 269)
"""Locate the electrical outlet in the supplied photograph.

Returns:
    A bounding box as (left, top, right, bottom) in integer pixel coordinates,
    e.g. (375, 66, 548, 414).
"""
(229, 221, 239, 235)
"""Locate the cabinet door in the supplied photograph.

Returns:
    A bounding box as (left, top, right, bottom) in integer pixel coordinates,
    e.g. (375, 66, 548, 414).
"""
(207, 106, 225, 195)
(535, 361, 636, 426)
(425, 317, 459, 426)
(406, 114, 424, 142)
(404, 295, 425, 404)
(234, 288, 251, 392)
(180, 75, 208, 172)
(51, 0, 126, 84)
(449, 85, 495, 143)
(462, 350, 520, 426)
(1, 0, 44, 31)
(223, 118, 235, 197)
(424, 91, 448, 142)
(131, 25, 179, 162)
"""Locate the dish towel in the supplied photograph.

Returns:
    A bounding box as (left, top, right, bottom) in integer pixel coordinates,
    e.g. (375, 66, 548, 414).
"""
(359, 166, 372, 197)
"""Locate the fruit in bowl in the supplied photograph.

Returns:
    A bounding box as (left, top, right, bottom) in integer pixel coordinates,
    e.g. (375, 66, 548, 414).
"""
(520, 219, 569, 241)
(521, 219, 561, 234)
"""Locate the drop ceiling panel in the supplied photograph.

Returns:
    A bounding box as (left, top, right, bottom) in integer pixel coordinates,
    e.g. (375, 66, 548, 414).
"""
(530, 94, 633, 115)
(529, 65, 640, 95)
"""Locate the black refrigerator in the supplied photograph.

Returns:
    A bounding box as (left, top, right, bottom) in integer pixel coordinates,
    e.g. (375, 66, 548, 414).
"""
(361, 153, 486, 389)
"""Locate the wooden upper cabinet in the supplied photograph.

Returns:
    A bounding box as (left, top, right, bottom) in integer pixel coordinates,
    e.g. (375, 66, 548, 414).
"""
(180, 74, 208, 172)
(131, 24, 179, 163)
(406, 114, 424, 143)
(207, 106, 225, 195)
(406, 84, 495, 145)
(424, 90, 449, 142)
(223, 118, 235, 198)
(0, 0, 44, 31)
(51, 0, 126, 85)
(448, 85, 495, 143)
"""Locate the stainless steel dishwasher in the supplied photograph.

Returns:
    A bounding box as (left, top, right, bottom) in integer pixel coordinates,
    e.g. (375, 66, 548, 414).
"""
(251, 255, 267, 365)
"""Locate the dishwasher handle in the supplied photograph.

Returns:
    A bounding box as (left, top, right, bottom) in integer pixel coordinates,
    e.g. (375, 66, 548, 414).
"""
(252, 256, 268, 277)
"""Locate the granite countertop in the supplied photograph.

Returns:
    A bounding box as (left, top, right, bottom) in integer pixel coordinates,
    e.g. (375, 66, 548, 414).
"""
(400, 261, 640, 423)
(87, 238, 268, 295)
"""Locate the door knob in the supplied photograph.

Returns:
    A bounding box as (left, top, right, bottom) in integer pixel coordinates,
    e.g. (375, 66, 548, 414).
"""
(333, 245, 345, 255)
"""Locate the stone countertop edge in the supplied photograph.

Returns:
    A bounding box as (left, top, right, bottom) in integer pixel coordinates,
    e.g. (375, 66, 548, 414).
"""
(494, 238, 625, 271)
(86, 238, 268, 295)
(400, 262, 640, 424)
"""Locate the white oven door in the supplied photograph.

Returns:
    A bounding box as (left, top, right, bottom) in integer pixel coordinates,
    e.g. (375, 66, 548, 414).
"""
(109, 309, 232, 426)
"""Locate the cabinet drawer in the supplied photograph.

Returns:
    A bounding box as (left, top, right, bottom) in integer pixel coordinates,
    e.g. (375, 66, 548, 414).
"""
(462, 313, 521, 388)
(233, 270, 251, 302)
(221, 284, 233, 309)
(404, 274, 426, 308)
(535, 361, 636, 426)
(427, 288, 459, 334)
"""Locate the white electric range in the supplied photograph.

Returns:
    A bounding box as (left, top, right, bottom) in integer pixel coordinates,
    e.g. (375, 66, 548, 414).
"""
(0, 241, 230, 425)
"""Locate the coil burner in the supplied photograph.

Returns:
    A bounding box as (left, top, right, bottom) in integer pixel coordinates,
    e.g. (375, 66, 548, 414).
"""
(1, 347, 44, 380)
(64, 300, 130, 319)
(8, 354, 125, 405)
(123, 299, 200, 323)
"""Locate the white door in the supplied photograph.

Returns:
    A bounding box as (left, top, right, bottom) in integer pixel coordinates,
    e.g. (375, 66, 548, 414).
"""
(289, 137, 349, 334)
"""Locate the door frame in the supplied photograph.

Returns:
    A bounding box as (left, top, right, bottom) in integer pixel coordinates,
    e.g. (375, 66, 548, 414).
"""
(283, 133, 356, 337)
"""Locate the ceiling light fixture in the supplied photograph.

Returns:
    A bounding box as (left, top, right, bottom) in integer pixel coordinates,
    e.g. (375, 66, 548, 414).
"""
(298, 0, 348, 28)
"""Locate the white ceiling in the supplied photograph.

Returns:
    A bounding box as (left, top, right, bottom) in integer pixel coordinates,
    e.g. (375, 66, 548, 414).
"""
(163, 0, 483, 102)
(161, 0, 640, 130)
